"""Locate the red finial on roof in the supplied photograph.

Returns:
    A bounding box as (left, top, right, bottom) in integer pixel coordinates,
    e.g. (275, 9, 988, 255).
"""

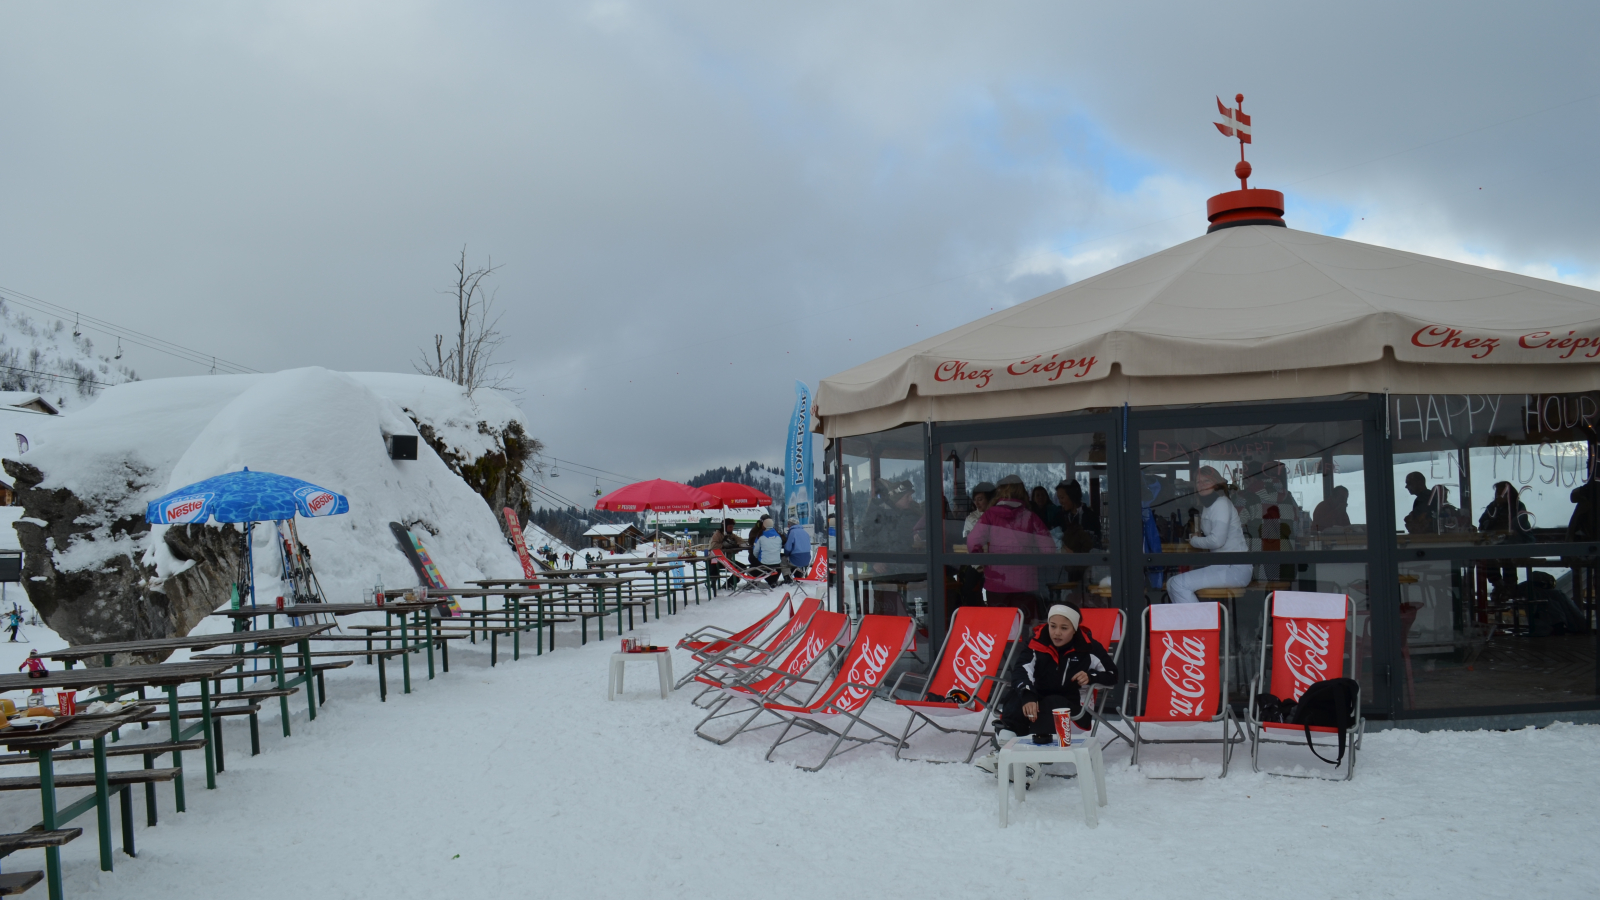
(1206, 92, 1284, 233)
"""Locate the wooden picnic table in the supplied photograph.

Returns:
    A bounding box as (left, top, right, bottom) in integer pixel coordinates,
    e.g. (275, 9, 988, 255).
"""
(1, 702, 156, 899)
(45, 624, 331, 664)
(0, 660, 238, 810)
(214, 602, 448, 698)
(46, 624, 333, 744)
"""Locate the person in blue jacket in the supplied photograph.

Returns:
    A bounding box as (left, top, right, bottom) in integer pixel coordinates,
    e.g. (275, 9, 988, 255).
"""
(752, 516, 784, 587)
(781, 516, 812, 583)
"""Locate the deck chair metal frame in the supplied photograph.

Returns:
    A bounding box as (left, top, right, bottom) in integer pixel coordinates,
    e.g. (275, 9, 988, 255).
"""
(1246, 591, 1365, 781)
(676, 591, 792, 685)
(762, 615, 917, 772)
(1128, 602, 1246, 778)
(889, 606, 1024, 764)
(692, 610, 849, 745)
(710, 547, 780, 594)
(1075, 607, 1133, 750)
(679, 596, 821, 695)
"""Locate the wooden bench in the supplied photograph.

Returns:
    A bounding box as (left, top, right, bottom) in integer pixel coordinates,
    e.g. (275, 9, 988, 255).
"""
(135, 702, 262, 766)
(0, 739, 206, 768)
(0, 870, 43, 895)
(210, 659, 354, 705)
(0, 828, 80, 858)
(0, 828, 78, 890)
(202, 639, 458, 701)
(0, 768, 181, 858)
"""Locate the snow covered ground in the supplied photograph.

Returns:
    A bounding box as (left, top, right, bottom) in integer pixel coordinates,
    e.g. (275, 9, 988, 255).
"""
(2, 588, 1596, 900)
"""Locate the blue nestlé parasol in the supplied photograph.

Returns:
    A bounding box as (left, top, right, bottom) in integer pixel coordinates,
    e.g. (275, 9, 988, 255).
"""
(145, 467, 350, 608)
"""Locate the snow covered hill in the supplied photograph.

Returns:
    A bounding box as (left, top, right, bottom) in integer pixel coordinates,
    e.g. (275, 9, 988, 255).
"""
(1, 368, 524, 651)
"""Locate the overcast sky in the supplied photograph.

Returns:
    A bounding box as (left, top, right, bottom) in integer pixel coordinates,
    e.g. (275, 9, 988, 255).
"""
(2, 2, 1596, 499)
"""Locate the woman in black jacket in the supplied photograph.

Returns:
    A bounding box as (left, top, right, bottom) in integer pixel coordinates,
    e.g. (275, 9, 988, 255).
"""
(1000, 605, 1118, 739)
(966, 602, 1120, 771)
(975, 604, 1117, 775)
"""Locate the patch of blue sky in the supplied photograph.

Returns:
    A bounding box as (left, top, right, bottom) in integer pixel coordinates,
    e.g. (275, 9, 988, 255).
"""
(962, 84, 1161, 195)
(1545, 259, 1598, 282)
(1283, 191, 1355, 237)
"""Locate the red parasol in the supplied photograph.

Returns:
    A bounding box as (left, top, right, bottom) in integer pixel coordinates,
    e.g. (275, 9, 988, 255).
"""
(594, 479, 717, 512)
(695, 481, 774, 509)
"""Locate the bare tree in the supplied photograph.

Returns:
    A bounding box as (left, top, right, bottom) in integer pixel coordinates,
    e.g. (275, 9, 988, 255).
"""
(415, 247, 514, 395)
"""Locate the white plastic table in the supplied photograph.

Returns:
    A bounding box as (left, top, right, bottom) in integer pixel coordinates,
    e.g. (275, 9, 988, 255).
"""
(607, 651, 673, 700)
(996, 734, 1107, 827)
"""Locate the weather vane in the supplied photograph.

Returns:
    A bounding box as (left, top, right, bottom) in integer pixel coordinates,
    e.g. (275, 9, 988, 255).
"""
(1213, 93, 1252, 189)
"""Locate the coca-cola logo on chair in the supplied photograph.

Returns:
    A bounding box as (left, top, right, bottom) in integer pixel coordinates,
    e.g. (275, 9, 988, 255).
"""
(1157, 632, 1212, 719)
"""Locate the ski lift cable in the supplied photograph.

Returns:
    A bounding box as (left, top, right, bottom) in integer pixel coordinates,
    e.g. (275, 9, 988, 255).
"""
(542, 457, 645, 485)
(0, 284, 260, 375)
(0, 362, 122, 390)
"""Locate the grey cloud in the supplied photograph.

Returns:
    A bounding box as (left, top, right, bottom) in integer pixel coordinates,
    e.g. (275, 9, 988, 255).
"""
(0, 1, 1594, 490)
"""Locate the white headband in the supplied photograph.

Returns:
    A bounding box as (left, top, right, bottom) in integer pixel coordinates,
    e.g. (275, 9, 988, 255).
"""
(1046, 605, 1081, 628)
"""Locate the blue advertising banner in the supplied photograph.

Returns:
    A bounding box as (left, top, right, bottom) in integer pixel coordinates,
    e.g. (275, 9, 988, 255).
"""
(784, 381, 813, 527)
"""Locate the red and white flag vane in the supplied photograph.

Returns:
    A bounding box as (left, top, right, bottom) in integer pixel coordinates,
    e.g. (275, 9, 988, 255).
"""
(1214, 94, 1251, 144)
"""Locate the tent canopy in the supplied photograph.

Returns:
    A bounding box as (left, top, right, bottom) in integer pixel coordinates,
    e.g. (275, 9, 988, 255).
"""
(817, 225, 1600, 438)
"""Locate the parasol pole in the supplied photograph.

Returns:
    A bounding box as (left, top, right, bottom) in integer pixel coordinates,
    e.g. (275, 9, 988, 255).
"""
(246, 521, 257, 609)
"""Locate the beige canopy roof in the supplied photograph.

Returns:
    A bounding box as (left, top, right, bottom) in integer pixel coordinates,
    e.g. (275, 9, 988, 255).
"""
(818, 224, 1600, 437)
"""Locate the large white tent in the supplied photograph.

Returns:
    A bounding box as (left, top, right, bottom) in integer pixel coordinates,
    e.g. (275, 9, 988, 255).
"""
(818, 224, 1600, 438)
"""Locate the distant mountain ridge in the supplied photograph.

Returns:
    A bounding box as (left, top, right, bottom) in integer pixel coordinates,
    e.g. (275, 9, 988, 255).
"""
(0, 300, 138, 408)
(685, 461, 784, 497)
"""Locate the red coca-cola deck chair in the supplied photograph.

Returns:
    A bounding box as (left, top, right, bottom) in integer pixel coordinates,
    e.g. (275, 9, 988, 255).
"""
(711, 547, 779, 594)
(692, 610, 849, 745)
(1128, 602, 1245, 777)
(1076, 607, 1132, 748)
(1247, 591, 1364, 780)
(792, 546, 829, 589)
(889, 606, 1024, 763)
(678, 595, 821, 694)
(762, 614, 917, 772)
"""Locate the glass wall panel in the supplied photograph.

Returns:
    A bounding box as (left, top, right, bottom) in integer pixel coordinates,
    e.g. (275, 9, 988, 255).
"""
(840, 425, 927, 554)
(1389, 392, 1600, 548)
(939, 431, 1112, 555)
(937, 431, 1112, 623)
(1398, 556, 1598, 710)
(842, 560, 933, 664)
(940, 560, 1117, 625)
(1138, 419, 1368, 555)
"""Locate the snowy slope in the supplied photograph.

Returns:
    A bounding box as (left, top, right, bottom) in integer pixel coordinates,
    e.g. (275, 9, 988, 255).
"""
(9, 367, 523, 621)
(522, 522, 577, 559)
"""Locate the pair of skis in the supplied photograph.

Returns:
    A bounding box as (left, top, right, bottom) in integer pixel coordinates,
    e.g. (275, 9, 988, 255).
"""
(276, 518, 332, 626)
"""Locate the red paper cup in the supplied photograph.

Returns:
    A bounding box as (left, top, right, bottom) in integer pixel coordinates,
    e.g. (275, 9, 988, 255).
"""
(57, 691, 76, 717)
(1053, 708, 1074, 746)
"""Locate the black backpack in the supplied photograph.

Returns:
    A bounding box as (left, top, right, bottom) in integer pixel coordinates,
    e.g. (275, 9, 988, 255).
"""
(1290, 678, 1360, 766)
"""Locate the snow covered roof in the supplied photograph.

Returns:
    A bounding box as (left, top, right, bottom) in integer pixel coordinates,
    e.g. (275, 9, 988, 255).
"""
(583, 524, 643, 536)
(0, 393, 59, 415)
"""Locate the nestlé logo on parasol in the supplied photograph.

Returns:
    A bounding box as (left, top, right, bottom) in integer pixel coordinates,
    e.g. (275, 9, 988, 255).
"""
(161, 493, 213, 524)
(293, 486, 341, 517)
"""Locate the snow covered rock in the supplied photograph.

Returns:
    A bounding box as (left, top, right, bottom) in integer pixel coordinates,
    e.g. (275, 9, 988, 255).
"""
(2, 367, 525, 656)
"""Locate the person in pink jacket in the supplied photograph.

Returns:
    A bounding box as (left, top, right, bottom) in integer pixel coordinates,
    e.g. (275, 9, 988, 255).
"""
(966, 475, 1054, 616)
